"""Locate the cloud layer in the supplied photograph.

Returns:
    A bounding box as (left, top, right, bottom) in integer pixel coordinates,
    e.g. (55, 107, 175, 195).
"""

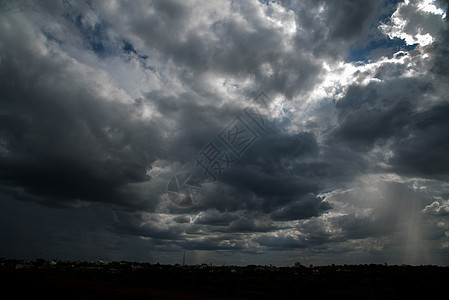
(1, 0, 448, 266)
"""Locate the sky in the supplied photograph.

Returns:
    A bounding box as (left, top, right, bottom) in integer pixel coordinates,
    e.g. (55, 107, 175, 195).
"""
(0, 0, 449, 266)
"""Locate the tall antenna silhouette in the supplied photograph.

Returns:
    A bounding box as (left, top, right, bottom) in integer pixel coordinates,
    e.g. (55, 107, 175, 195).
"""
(182, 251, 186, 266)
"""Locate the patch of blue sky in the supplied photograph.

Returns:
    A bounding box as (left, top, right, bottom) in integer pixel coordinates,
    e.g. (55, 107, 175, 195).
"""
(276, 107, 296, 129)
(122, 40, 137, 54)
(319, 189, 335, 196)
(378, 0, 405, 23)
(346, 37, 417, 63)
(258, 0, 278, 7)
(73, 14, 109, 56)
(41, 30, 63, 46)
(122, 40, 149, 61)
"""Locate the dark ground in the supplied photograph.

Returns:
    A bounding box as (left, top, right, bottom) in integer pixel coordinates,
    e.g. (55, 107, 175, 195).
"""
(1, 259, 448, 299)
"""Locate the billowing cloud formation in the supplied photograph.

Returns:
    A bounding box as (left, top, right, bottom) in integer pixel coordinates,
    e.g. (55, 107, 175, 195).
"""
(0, 0, 448, 266)
(423, 199, 449, 216)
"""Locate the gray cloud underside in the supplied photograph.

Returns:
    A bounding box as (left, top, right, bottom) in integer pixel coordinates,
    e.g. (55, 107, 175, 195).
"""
(1, 0, 448, 264)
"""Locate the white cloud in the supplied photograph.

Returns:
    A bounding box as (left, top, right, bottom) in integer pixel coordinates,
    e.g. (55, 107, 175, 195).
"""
(417, 0, 447, 18)
(379, 0, 444, 46)
(422, 199, 449, 216)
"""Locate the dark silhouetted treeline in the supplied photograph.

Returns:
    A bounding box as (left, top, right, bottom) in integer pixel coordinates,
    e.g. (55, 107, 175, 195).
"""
(1, 258, 448, 299)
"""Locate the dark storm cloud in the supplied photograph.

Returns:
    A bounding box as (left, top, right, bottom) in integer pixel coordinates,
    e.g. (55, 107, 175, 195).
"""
(194, 209, 239, 226)
(0, 63, 161, 209)
(1, 0, 449, 265)
(337, 213, 392, 240)
(328, 4, 449, 181)
(180, 235, 246, 251)
(145, 91, 248, 163)
(277, 0, 383, 59)
(190, 209, 275, 233)
(128, 1, 207, 70)
(319, 0, 380, 41)
(430, 1, 449, 76)
(252, 181, 436, 252)
(390, 102, 449, 181)
(271, 194, 331, 221)
(227, 215, 270, 232)
(112, 211, 184, 240)
(256, 234, 306, 249)
(332, 79, 417, 148)
(196, 130, 328, 216)
(93, 0, 326, 98)
(331, 74, 449, 181)
(173, 215, 191, 224)
(161, 119, 330, 217)
(0, 0, 394, 216)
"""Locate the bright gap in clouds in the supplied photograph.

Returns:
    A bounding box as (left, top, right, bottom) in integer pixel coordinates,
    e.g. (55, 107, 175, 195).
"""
(418, 0, 447, 17)
(379, 0, 446, 46)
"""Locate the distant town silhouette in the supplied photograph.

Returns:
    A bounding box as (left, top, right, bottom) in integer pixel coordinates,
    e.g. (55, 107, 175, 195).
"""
(1, 258, 448, 299)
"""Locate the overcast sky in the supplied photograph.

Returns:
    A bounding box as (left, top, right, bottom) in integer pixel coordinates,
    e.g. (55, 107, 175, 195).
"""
(1, 0, 449, 266)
